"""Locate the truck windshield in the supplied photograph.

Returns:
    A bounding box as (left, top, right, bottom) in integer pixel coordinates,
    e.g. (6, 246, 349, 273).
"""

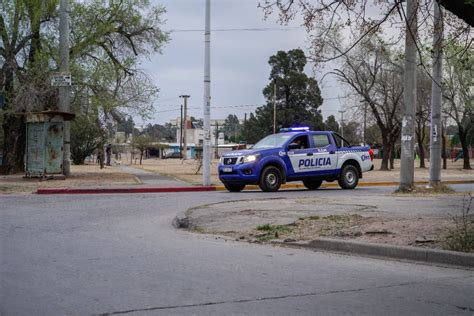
(252, 134, 292, 149)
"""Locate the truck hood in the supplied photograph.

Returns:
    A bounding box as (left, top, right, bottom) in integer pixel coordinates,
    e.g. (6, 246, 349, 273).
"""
(221, 148, 278, 157)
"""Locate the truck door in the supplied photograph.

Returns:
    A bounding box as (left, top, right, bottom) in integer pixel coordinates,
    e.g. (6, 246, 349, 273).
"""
(307, 133, 338, 175)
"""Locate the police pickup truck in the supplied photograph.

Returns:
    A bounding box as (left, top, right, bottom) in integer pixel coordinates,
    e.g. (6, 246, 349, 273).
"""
(218, 127, 374, 192)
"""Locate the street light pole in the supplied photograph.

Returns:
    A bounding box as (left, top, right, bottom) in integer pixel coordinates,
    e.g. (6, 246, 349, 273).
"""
(339, 110, 346, 147)
(59, 0, 71, 176)
(179, 95, 190, 160)
(203, 0, 211, 186)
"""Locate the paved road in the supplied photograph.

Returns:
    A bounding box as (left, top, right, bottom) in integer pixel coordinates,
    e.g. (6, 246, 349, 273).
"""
(1, 187, 473, 315)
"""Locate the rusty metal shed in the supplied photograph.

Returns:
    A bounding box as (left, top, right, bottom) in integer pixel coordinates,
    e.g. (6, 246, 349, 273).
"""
(25, 111, 74, 178)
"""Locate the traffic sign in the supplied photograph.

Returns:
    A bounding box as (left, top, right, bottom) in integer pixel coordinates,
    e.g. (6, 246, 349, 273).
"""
(51, 73, 72, 87)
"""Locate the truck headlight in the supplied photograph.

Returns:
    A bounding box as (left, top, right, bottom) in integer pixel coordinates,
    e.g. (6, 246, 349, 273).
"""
(242, 154, 259, 163)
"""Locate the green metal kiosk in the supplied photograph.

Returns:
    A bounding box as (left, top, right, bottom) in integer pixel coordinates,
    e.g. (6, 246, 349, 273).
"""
(25, 111, 74, 178)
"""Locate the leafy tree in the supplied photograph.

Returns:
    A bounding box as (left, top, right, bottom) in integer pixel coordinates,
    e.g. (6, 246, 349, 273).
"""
(222, 114, 241, 142)
(117, 116, 135, 138)
(0, 0, 169, 174)
(324, 115, 339, 132)
(132, 135, 152, 165)
(243, 49, 324, 141)
(70, 114, 107, 165)
(342, 121, 363, 145)
(141, 123, 176, 142)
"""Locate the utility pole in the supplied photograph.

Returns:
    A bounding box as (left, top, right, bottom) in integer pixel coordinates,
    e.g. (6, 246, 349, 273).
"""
(339, 110, 346, 146)
(59, 0, 71, 176)
(203, 0, 211, 186)
(180, 105, 183, 159)
(363, 102, 367, 146)
(429, 1, 443, 188)
(400, 0, 418, 191)
(442, 115, 448, 169)
(179, 95, 190, 160)
(214, 121, 219, 159)
(273, 82, 277, 134)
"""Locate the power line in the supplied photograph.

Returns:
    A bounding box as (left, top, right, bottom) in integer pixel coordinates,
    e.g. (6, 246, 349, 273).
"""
(168, 27, 303, 33)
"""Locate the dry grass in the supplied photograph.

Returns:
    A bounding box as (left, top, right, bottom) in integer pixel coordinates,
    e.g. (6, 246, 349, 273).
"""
(0, 163, 139, 195)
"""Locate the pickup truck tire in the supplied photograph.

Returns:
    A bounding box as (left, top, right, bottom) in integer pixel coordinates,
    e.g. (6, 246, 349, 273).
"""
(338, 165, 359, 189)
(259, 166, 282, 192)
(224, 183, 246, 192)
(303, 179, 323, 190)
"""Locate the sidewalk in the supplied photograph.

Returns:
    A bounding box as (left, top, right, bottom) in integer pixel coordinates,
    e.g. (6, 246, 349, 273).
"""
(0, 158, 472, 195)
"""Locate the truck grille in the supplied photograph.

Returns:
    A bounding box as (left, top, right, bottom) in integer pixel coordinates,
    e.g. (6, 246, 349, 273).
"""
(223, 157, 239, 165)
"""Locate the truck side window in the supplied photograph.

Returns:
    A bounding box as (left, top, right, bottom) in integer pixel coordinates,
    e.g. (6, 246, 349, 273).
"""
(333, 133, 351, 148)
(289, 135, 309, 150)
(312, 134, 330, 148)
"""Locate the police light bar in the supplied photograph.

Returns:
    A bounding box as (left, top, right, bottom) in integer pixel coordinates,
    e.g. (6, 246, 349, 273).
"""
(279, 126, 310, 133)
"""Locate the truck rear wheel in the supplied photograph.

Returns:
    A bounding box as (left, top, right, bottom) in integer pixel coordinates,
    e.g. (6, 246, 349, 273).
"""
(259, 166, 282, 192)
(303, 179, 322, 190)
(338, 165, 359, 189)
(224, 183, 246, 192)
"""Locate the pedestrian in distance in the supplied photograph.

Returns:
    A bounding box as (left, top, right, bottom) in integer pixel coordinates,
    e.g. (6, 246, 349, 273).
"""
(97, 148, 105, 169)
(106, 144, 112, 166)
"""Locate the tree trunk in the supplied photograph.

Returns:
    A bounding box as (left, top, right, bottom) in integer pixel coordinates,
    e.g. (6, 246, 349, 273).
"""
(1, 114, 26, 174)
(389, 146, 395, 170)
(458, 126, 471, 169)
(417, 132, 426, 168)
(140, 151, 143, 165)
(380, 134, 390, 171)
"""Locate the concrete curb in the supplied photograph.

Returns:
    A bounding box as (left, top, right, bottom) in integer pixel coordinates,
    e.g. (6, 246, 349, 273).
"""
(36, 186, 216, 195)
(282, 238, 474, 268)
(35, 179, 473, 194)
(213, 179, 474, 191)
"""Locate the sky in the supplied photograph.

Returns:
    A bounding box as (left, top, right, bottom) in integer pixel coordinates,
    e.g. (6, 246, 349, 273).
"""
(138, 0, 346, 126)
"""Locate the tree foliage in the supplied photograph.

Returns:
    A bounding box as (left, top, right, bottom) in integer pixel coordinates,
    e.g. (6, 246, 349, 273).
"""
(222, 114, 241, 142)
(0, 0, 169, 173)
(70, 114, 106, 165)
(242, 49, 323, 143)
(324, 115, 339, 132)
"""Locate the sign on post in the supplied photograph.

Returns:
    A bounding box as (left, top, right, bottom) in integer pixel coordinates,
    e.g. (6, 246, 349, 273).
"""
(51, 73, 72, 87)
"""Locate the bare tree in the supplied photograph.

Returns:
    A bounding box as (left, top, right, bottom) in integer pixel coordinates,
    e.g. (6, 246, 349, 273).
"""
(330, 39, 402, 170)
(442, 44, 473, 170)
(416, 70, 432, 168)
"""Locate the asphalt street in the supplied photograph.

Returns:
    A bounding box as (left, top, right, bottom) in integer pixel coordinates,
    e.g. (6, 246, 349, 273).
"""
(1, 186, 473, 315)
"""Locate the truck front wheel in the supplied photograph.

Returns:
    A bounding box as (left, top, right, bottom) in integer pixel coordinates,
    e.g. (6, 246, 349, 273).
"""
(259, 166, 282, 192)
(338, 165, 359, 189)
(303, 179, 322, 190)
(224, 183, 246, 192)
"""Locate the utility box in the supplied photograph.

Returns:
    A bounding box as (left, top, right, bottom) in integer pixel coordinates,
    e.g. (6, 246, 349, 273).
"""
(25, 111, 74, 177)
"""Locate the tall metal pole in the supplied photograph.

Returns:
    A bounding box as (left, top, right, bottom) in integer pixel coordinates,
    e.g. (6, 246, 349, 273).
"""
(203, 0, 211, 185)
(363, 102, 367, 146)
(429, 1, 443, 188)
(59, 0, 71, 176)
(400, 0, 418, 191)
(179, 95, 190, 160)
(273, 82, 277, 134)
(180, 105, 183, 159)
(339, 110, 346, 146)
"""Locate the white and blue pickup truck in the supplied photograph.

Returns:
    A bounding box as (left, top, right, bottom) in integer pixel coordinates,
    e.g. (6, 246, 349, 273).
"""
(218, 127, 374, 192)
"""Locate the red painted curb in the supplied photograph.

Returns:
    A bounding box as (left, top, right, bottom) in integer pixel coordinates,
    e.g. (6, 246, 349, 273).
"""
(37, 186, 217, 195)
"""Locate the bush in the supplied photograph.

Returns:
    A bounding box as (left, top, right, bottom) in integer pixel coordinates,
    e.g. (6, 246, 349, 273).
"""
(70, 115, 106, 165)
(444, 194, 474, 252)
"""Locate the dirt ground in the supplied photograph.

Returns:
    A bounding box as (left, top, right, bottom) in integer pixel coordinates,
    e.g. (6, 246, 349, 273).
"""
(0, 163, 139, 194)
(130, 156, 473, 185)
(186, 194, 474, 252)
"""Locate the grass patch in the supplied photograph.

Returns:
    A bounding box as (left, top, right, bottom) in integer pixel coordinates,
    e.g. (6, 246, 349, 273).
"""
(394, 184, 455, 195)
(255, 224, 292, 241)
(443, 194, 474, 252)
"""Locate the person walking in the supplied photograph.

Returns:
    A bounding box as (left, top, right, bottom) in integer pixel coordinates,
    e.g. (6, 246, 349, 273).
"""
(106, 144, 112, 166)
